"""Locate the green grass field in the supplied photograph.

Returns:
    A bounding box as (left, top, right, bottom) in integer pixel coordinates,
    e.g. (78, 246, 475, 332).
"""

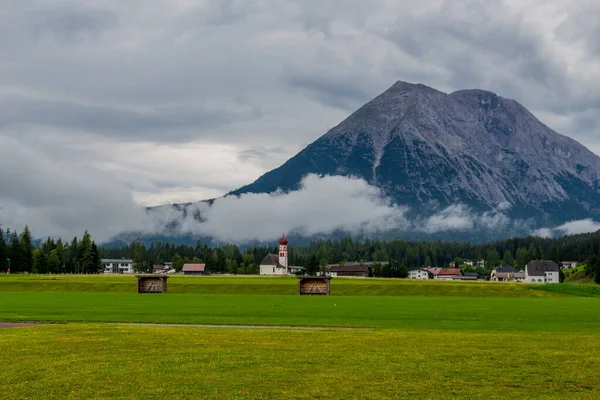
(1, 274, 599, 399)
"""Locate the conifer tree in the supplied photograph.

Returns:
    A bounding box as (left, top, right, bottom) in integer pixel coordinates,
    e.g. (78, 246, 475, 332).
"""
(19, 226, 33, 272)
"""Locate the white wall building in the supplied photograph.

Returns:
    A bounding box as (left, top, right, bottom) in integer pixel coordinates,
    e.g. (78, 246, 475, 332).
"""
(408, 268, 432, 280)
(260, 235, 290, 275)
(524, 260, 560, 284)
(102, 259, 134, 274)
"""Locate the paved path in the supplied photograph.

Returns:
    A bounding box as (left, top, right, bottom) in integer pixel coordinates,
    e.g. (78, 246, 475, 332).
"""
(0, 323, 39, 328)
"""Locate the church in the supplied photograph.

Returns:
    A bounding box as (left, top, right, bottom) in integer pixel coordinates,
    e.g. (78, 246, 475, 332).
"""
(259, 235, 290, 275)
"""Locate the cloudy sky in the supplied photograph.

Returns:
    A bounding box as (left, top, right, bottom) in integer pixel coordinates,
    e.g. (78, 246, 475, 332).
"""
(1, 0, 599, 241)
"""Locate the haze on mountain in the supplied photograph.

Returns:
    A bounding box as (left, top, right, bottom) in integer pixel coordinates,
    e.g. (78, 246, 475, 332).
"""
(230, 81, 600, 226)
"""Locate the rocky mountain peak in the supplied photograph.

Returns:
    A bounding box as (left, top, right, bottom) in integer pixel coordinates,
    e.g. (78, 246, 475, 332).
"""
(230, 81, 600, 226)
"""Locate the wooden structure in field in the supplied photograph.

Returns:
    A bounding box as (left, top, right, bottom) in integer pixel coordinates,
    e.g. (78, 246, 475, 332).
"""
(297, 276, 332, 296)
(136, 274, 168, 294)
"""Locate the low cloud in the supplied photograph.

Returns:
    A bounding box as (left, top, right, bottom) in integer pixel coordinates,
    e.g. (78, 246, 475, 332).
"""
(533, 218, 600, 238)
(145, 174, 517, 244)
(0, 135, 148, 242)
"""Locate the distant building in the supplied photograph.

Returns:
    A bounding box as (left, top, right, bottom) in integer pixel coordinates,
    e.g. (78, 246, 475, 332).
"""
(328, 265, 370, 277)
(102, 259, 134, 274)
(182, 263, 206, 276)
(477, 259, 486, 268)
(288, 265, 305, 274)
(435, 268, 463, 280)
(463, 260, 474, 266)
(491, 265, 517, 281)
(424, 267, 443, 278)
(456, 272, 479, 281)
(260, 235, 290, 275)
(525, 260, 560, 284)
(408, 268, 433, 280)
(561, 261, 578, 269)
(152, 264, 167, 274)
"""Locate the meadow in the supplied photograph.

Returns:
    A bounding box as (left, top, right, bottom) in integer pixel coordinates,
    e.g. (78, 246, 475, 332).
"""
(1, 274, 599, 399)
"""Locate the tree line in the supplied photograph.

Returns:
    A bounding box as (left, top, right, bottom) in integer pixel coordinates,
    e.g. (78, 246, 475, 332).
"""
(99, 230, 600, 281)
(2, 226, 600, 282)
(0, 227, 102, 274)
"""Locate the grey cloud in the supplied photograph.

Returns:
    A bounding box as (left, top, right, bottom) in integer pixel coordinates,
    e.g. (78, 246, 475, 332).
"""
(0, 95, 262, 141)
(0, 136, 148, 242)
(28, 8, 119, 43)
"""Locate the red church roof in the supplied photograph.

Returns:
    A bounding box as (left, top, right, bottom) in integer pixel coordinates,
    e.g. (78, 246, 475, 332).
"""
(279, 235, 288, 245)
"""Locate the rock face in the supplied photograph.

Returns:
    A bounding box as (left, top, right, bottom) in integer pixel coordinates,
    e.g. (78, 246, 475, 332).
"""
(231, 81, 600, 224)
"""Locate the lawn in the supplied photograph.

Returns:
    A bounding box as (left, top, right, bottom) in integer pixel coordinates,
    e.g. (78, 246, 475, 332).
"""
(0, 324, 598, 399)
(1, 292, 600, 332)
(1, 275, 600, 399)
(0, 273, 589, 297)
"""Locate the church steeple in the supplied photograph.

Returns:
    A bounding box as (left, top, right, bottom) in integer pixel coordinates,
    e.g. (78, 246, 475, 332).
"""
(278, 234, 288, 268)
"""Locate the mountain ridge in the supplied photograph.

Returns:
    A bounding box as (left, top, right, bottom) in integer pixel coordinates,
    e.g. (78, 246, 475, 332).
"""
(229, 81, 600, 224)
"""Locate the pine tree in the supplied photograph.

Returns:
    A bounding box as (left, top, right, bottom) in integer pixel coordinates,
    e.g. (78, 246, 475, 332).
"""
(9, 231, 21, 273)
(55, 239, 65, 273)
(90, 242, 102, 274)
(0, 228, 6, 272)
(19, 226, 33, 272)
(132, 238, 147, 273)
(78, 231, 93, 274)
(502, 250, 514, 266)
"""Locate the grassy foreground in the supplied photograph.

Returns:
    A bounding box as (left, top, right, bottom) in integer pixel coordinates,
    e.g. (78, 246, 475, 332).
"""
(1, 275, 600, 399)
(1, 273, 597, 297)
(1, 324, 599, 399)
(2, 291, 600, 332)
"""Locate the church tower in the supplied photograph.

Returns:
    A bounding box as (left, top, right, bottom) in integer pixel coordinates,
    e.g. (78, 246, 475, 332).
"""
(278, 234, 288, 269)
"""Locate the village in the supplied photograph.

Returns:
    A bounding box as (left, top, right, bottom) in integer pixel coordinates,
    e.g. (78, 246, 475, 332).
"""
(101, 235, 569, 284)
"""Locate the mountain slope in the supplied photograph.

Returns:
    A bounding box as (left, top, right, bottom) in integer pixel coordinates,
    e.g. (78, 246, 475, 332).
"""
(230, 81, 600, 224)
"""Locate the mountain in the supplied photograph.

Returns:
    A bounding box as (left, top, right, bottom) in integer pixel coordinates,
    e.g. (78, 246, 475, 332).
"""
(230, 81, 600, 224)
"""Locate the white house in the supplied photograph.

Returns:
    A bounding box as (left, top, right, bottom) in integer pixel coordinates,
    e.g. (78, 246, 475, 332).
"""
(408, 268, 433, 280)
(260, 235, 290, 275)
(477, 259, 486, 268)
(561, 261, 578, 269)
(524, 260, 560, 284)
(102, 259, 134, 274)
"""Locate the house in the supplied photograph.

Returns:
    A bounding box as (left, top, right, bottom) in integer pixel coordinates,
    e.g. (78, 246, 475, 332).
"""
(463, 260, 474, 266)
(260, 235, 291, 275)
(491, 265, 517, 281)
(424, 267, 443, 278)
(328, 265, 370, 277)
(102, 259, 134, 274)
(455, 272, 479, 281)
(561, 261, 578, 269)
(152, 264, 166, 274)
(408, 268, 433, 280)
(435, 268, 463, 280)
(182, 263, 206, 276)
(477, 259, 486, 268)
(288, 265, 305, 274)
(525, 260, 559, 283)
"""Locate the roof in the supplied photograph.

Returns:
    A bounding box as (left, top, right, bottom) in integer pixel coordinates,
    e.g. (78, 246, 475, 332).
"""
(464, 272, 478, 277)
(279, 235, 288, 245)
(424, 267, 443, 275)
(182, 263, 206, 272)
(495, 265, 517, 273)
(152, 265, 166, 270)
(526, 260, 559, 276)
(329, 265, 369, 273)
(101, 259, 133, 263)
(438, 268, 463, 276)
(496, 272, 526, 279)
(409, 268, 431, 272)
(260, 254, 284, 267)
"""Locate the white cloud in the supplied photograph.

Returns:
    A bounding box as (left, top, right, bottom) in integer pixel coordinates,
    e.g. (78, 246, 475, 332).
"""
(150, 174, 411, 243)
(533, 218, 600, 238)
